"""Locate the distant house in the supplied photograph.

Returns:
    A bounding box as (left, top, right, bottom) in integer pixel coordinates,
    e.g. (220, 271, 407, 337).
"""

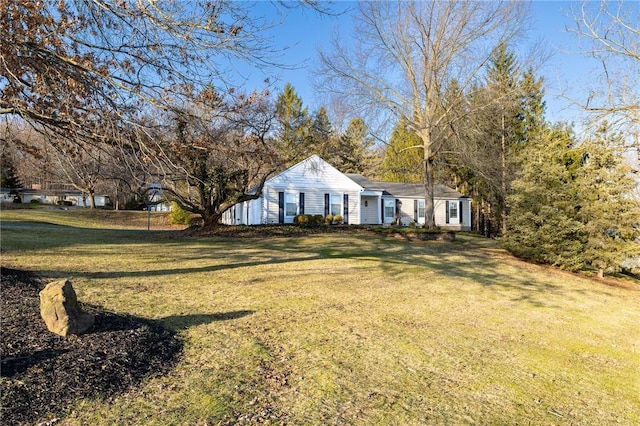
(13, 189, 110, 207)
(146, 183, 172, 212)
(223, 155, 472, 230)
(0, 187, 16, 203)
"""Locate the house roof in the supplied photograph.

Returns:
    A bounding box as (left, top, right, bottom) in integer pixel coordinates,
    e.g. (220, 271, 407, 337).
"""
(346, 174, 468, 199)
(267, 155, 363, 192)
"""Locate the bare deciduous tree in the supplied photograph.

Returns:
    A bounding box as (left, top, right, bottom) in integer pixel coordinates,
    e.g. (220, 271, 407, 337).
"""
(150, 90, 280, 228)
(318, 1, 530, 227)
(569, 0, 639, 165)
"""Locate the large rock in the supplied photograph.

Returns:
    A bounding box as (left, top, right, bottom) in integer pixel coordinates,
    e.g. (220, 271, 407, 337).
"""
(39, 279, 94, 337)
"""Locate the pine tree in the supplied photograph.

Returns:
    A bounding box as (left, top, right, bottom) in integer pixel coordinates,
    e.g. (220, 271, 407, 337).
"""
(575, 126, 640, 278)
(309, 106, 334, 160)
(504, 125, 586, 269)
(381, 120, 423, 183)
(274, 83, 312, 165)
(333, 117, 376, 175)
(0, 150, 22, 190)
(435, 47, 547, 235)
(505, 123, 640, 277)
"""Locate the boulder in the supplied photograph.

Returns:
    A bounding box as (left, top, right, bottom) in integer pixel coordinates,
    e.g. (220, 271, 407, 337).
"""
(39, 279, 94, 337)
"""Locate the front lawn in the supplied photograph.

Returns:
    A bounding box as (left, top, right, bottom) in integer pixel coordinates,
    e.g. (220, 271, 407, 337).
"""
(1, 210, 639, 425)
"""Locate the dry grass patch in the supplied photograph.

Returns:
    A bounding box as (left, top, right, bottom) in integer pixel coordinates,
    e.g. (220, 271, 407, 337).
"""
(1, 211, 639, 425)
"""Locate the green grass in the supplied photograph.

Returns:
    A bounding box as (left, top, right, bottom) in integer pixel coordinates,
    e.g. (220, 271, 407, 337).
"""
(2, 209, 639, 425)
(0, 207, 184, 230)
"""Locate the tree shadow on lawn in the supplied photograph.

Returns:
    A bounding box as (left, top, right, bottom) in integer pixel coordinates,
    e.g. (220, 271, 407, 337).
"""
(162, 310, 254, 330)
(36, 235, 600, 309)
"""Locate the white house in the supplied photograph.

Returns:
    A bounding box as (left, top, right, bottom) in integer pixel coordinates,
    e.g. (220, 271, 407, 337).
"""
(224, 155, 362, 225)
(16, 189, 110, 207)
(223, 155, 472, 230)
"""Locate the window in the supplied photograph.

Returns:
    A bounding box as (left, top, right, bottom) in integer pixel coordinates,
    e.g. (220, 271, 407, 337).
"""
(330, 194, 342, 216)
(417, 200, 425, 218)
(449, 201, 458, 220)
(285, 193, 297, 217)
(384, 199, 395, 219)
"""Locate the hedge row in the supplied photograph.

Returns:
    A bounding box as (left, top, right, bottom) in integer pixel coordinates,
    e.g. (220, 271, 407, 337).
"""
(293, 214, 343, 225)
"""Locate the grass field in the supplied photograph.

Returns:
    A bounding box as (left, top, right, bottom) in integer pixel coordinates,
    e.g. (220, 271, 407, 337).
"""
(1, 209, 639, 425)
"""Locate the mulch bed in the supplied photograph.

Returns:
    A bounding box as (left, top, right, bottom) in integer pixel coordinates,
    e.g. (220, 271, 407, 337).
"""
(0, 267, 183, 426)
(186, 224, 377, 238)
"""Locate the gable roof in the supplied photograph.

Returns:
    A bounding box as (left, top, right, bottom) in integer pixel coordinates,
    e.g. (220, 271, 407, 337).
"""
(267, 155, 363, 191)
(346, 174, 468, 199)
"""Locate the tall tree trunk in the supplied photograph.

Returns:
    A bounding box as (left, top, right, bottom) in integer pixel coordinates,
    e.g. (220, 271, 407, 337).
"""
(202, 209, 222, 230)
(88, 191, 96, 209)
(501, 108, 508, 236)
(423, 150, 435, 229)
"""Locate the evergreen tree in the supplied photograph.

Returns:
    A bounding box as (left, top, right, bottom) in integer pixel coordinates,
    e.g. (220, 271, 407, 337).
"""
(505, 123, 640, 277)
(575, 126, 640, 278)
(0, 150, 22, 190)
(517, 69, 546, 146)
(381, 120, 423, 183)
(333, 117, 376, 175)
(309, 106, 334, 160)
(504, 125, 586, 269)
(435, 46, 546, 235)
(274, 83, 312, 165)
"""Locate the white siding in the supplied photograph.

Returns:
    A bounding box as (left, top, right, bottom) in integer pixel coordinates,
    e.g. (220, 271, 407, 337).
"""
(390, 197, 472, 230)
(397, 197, 416, 225)
(360, 196, 379, 224)
(435, 198, 472, 231)
(434, 199, 448, 227)
(267, 155, 363, 193)
(243, 155, 364, 225)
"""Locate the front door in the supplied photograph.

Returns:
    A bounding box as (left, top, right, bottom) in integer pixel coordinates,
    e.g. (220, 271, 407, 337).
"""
(448, 201, 460, 225)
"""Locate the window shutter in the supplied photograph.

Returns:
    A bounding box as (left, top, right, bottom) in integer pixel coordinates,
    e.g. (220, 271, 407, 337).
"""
(445, 201, 450, 224)
(343, 193, 349, 224)
(278, 192, 284, 224)
(459, 200, 463, 225)
(324, 193, 330, 216)
(414, 200, 418, 222)
(299, 193, 305, 215)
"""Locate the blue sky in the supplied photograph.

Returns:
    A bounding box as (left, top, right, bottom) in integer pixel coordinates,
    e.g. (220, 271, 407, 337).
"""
(234, 1, 620, 129)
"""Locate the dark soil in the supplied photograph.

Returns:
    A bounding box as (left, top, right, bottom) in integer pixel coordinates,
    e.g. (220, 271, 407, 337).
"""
(0, 267, 183, 426)
(186, 224, 376, 238)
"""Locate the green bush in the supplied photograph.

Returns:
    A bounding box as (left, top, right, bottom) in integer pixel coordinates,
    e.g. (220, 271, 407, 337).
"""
(30, 199, 41, 204)
(169, 202, 192, 225)
(324, 214, 333, 225)
(294, 214, 312, 225)
(124, 196, 144, 210)
(312, 215, 324, 225)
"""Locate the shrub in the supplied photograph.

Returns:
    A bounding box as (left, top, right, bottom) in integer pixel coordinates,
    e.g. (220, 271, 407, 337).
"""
(124, 197, 144, 210)
(324, 214, 333, 225)
(30, 199, 41, 204)
(169, 202, 192, 225)
(333, 214, 343, 224)
(312, 215, 324, 225)
(294, 214, 312, 225)
(409, 221, 417, 228)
